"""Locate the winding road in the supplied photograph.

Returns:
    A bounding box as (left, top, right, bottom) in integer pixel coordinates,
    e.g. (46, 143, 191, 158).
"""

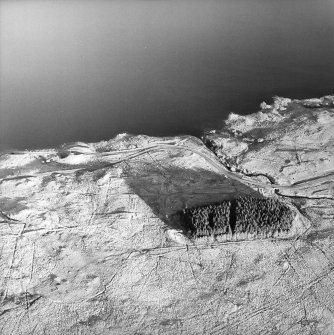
(2, 139, 333, 199)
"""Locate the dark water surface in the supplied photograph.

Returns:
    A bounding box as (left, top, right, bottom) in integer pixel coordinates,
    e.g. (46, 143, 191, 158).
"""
(1, 0, 334, 150)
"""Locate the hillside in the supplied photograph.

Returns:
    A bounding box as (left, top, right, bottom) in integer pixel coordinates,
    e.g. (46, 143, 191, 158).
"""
(1, 96, 334, 334)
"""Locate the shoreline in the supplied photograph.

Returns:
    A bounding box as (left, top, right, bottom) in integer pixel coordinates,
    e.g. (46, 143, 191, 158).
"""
(2, 94, 333, 154)
(1, 95, 334, 334)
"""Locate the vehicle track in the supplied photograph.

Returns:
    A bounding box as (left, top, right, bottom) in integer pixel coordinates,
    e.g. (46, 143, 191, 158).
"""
(2, 141, 333, 199)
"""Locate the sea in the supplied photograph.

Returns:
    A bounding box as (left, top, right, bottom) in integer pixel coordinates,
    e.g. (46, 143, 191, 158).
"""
(1, 0, 334, 150)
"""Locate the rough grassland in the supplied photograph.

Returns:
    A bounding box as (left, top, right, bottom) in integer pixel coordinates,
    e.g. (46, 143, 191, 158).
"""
(0, 96, 334, 334)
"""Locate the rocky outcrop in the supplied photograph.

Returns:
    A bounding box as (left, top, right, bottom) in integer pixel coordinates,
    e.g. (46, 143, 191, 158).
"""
(204, 96, 334, 189)
(203, 96, 334, 229)
(0, 96, 333, 334)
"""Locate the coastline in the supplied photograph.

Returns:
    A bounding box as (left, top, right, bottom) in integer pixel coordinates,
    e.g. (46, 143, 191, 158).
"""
(1, 95, 334, 334)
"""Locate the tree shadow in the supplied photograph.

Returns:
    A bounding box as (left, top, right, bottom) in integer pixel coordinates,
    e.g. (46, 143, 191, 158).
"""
(124, 159, 262, 232)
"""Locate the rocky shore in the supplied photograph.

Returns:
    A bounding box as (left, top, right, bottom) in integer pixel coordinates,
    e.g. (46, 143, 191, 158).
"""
(0, 96, 333, 334)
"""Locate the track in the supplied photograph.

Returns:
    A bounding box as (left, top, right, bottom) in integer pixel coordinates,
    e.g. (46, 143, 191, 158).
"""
(2, 140, 333, 199)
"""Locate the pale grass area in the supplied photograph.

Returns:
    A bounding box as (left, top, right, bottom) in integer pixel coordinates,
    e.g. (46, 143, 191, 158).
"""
(0, 98, 334, 334)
